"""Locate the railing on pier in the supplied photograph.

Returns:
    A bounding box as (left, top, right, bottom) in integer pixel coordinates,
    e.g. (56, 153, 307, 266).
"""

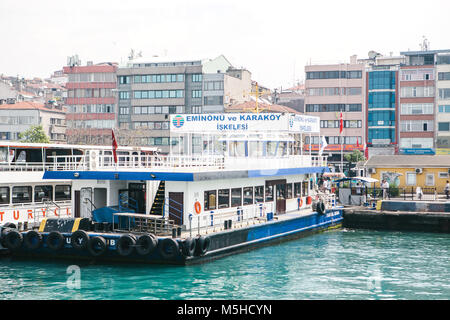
(349, 186, 439, 202)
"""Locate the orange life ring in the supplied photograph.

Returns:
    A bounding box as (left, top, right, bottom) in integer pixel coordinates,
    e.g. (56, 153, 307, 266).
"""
(194, 201, 202, 214)
(299, 198, 303, 207)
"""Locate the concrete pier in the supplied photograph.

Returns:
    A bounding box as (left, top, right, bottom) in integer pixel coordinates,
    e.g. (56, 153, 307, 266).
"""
(344, 200, 450, 233)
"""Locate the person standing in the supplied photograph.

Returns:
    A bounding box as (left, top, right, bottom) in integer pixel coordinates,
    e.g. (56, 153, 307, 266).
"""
(445, 181, 450, 200)
(381, 179, 389, 199)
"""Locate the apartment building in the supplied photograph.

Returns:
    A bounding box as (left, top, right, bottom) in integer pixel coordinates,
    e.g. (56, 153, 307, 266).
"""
(436, 52, 450, 155)
(304, 56, 366, 170)
(116, 55, 252, 153)
(363, 54, 405, 157)
(63, 61, 118, 145)
(0, 101, 66, 143)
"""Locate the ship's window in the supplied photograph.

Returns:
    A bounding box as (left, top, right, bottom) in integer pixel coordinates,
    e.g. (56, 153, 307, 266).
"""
(265, 185, 274, 202)
(0, 187, 9, 204)
(255, 186, 264, 203)
(55, 185, 71, 201)
(243, 187, 253, 205)
(302, 181, 309, 197)
(218, 189, 230, 209)
(35, 186, 53, 202)
(286, 184, 293, 199)
(12, 186, 32, 203)
(231, 188, 242, 207)
(294, 183, 301, 197)
(204, 190, 216, 211)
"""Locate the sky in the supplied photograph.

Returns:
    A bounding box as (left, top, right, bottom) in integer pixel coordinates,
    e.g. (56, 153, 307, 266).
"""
(1, 0, 450, 89)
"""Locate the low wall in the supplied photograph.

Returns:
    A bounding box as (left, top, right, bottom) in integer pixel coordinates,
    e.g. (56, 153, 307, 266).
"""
(380, 200, 450, 213)
(343, 208, 450, 233)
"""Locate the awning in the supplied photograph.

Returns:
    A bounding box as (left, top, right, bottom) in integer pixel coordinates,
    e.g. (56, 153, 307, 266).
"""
(323, 172, 345, 178)
(334, 176, 379, 183)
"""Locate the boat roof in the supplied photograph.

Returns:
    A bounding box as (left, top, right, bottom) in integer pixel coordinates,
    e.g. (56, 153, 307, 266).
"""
(335, 176, 379, 183)
(0, 141, 158, 152)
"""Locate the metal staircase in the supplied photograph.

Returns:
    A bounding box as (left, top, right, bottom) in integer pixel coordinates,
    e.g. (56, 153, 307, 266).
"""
(149, 181, 165, 216)
(119, 193, 138, 213)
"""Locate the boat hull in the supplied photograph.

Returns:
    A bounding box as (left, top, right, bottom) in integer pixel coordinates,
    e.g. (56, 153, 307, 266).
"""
(5, 208, 343, 265)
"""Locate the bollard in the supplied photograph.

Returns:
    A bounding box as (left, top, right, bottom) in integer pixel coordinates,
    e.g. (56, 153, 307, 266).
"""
(229, 219, 232, 229)
(177, 226, 182, 237)
(172, 227, 177, 238)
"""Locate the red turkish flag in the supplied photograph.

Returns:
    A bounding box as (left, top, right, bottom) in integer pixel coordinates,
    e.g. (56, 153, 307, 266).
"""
(112, 130, 118, 164)
(339, 112, 343, 134)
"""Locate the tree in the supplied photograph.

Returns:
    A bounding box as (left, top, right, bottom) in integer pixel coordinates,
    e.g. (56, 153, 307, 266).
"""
(344, 150, 366, 177)
(18, 125, 50, 143)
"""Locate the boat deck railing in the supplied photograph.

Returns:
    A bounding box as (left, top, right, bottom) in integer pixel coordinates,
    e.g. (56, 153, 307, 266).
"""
(43, 154, 328, 172)
(112, 212, 176, 236)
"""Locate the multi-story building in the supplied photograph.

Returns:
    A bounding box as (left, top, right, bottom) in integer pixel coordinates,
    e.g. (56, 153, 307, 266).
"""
(436, 52, 450, 155)
(116, 55, 252, 153)
(304, 55, 366, 171)
(363, 53, 405, 157)
(398, 50, 439, 155)
(63, 61, 118, 145)
(116, 57, 203, 153)
(0, 101, 66, 143)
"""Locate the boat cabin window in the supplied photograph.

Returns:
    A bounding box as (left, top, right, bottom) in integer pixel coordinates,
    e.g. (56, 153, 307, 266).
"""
(35, 186, 53, 202)
(265, 185, 274, 202)
(243, 187, 253, 206)
(231, 188, 242, 207)
(204, 190, 217, 211)
(302, 181, 309, 196)
(255, 186, 264, 203)
(286, 184, 293, 199)
(0, 187, 9, 204)
(12, 186, 32, 203)
(55, 185, 71, 201)
(218, 189, 230, 209)
(294, 183, 301, 197)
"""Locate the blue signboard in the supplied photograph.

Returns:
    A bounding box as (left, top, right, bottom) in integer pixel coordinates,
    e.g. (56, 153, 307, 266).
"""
(399, 148, 435, 155)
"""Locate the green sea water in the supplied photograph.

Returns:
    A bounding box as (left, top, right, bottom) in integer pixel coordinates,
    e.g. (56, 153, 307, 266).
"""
(1, 229, 449, 300)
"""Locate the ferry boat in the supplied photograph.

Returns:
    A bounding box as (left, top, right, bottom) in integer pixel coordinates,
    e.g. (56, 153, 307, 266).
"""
(0, 142, 157, 229)
(0, 113, 343, 264)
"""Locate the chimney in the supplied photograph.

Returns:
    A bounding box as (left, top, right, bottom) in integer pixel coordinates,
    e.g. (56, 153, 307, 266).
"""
(350, 55, 358, 64)
(87, 61, 93, 66)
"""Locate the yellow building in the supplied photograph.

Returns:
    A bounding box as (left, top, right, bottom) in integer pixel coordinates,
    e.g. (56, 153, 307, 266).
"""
(365, 155, 450, 193)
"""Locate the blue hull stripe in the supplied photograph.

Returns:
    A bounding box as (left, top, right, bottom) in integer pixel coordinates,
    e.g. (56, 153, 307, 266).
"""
(43, 166, 329, 182)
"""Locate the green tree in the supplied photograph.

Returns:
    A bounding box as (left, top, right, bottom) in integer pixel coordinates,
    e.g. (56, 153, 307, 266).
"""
(344, 150, 366, 177)
(18, 125, 50, 143)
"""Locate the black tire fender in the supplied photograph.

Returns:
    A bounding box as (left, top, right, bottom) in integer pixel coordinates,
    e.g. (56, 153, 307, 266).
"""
(46, 231, 65, 251)
(117, 234, 136, 256)
(158, 238, 180, 260)
(24, 230, 43, 250)
(71, 230, 89, 250)
(195, 236, 210, 256)
(182, 237, 196, 257)
(87, 236, 107, 257)
(4, 229, 23, 250)
(136, 234, 158, 256)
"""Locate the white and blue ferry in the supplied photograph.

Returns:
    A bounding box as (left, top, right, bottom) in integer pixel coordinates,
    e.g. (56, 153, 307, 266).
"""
(0, 113, 343, 264)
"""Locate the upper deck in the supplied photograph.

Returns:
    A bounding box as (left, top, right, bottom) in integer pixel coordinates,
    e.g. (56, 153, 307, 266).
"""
(43, 113, 329, 181)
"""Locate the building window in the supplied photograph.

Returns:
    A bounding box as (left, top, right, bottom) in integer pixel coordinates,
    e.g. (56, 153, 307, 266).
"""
(204, 190, 216, 211)
(218, 189, 230, 209)
(401, 104, 434, 115)
(425, 174, 435, 186)
(119, 91, 130, 100)
(439, 172, 449, 179)
(286, 184, 293, 199)
(438, 122, 450, 132)
(406, 173, 416, 186)
(439, 88, 450, 99)
(439, 105, 450, 113)
(192, 74, 202, 82)
(192, 90, 202, 98)
(119, 107, 129, 115)
(119, 76, 130, 84)
(294, 183, 301, 197)
(438, 72, 450, 80)
(192, 106, 202, 114)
